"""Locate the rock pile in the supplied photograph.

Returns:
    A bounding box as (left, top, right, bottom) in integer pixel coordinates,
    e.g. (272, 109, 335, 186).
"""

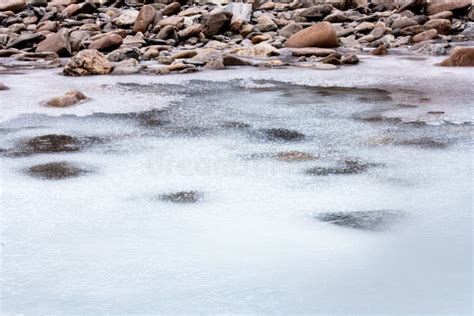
(0, 0, 472, 75)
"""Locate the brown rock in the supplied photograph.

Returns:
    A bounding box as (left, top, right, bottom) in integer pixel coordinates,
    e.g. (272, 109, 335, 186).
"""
(236, 43, 280, 57)
(88, 34, 123, 52)
(63, 49, 113, 76)
(36, 29, 72, 57)
(286, 22, 339, 48)
(178, 24, 203, 39)
(0, 0, 27, 12)
(423, 19, 451, 35)
(158, 16, 184, 28)
(156, 25, 176, 40)
(162, 2, 181, 16)
(412, 29, 438, 43)
(204, 57, 226, 70)
(426, 0, 471, 16)
(341, 53, 359, 64)
(370, 44, 388, 56)
(45, 90, 87, 108)
(0, 83, 9, 91)
(36, 21, 59, 33)
(439, 47, 474, 67)
(290, 47, 336, 57)
(279, 22, 303, 38)
(133, 5, 156, 34)
(204, 12, 230, 37)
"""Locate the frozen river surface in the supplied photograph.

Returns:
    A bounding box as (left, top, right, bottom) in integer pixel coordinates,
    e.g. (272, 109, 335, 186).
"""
(0, 56, 473, 314)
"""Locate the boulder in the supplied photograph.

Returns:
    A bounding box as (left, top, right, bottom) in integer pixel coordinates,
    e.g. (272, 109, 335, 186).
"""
(113, 10, 139, 27)
(412, 29, 438, 42)
(178, 23, 203, 39)
(439, 47, 474, 66)
(204, 12, 230, 37)
(36, 29, 72, 57)
(296, 4, 333, 21)
(107, 47, 141, 62)
(286, 22, 339, 48)
(0, 0, 27, 12)
(162, 2, 181, 16)
(255, 15, 277, 32)
(424, 18, 451, 35)
(370, 44, 388, 55)
(236, 43, 280, 57)
(88, 34, 123, 52)
(45, 90, 87, 107)
(426, 0, 472, 16)
(279, 22, 303, 38)
(63, 49, 113, 76)
(133, 5, 156, 34)
(0, 83, 9, 91)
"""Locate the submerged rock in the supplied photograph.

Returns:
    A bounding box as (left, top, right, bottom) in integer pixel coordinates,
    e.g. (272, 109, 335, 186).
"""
(260, 128, 305, 142)
(396, 137, 448, 149)
(45, 90, 87, 107)
(158, 191, 202, 203)
(21, 134, 81, 154)
(306, 159, 379, 176)
(274, 151, 317, 162)
(315, 210, 406, 231)
(5, 134, 101, 157)
(26, 161, 89, 180)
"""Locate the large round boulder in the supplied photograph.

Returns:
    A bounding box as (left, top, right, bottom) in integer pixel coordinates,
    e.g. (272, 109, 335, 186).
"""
(63, 49, 113, 76)
(439, 47, 474, 67)
(286, 22, 339, 48)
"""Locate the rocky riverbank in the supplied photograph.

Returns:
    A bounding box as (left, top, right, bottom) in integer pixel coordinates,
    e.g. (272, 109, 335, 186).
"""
(0, 0, 473, 76)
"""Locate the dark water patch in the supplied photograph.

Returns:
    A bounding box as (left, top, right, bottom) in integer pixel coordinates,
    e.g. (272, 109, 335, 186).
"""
(157, 191, 202, 203)
(314, 210, 406, 231)
(25, 161, 90, 180)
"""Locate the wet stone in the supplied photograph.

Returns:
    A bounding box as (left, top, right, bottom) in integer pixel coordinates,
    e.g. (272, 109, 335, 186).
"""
(158, 191, 202, 203)
(260, 128, 305, 142)
(26, 161, 89, 180)
(305, 159, 379, 176)
(314, 210, 406, 231)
